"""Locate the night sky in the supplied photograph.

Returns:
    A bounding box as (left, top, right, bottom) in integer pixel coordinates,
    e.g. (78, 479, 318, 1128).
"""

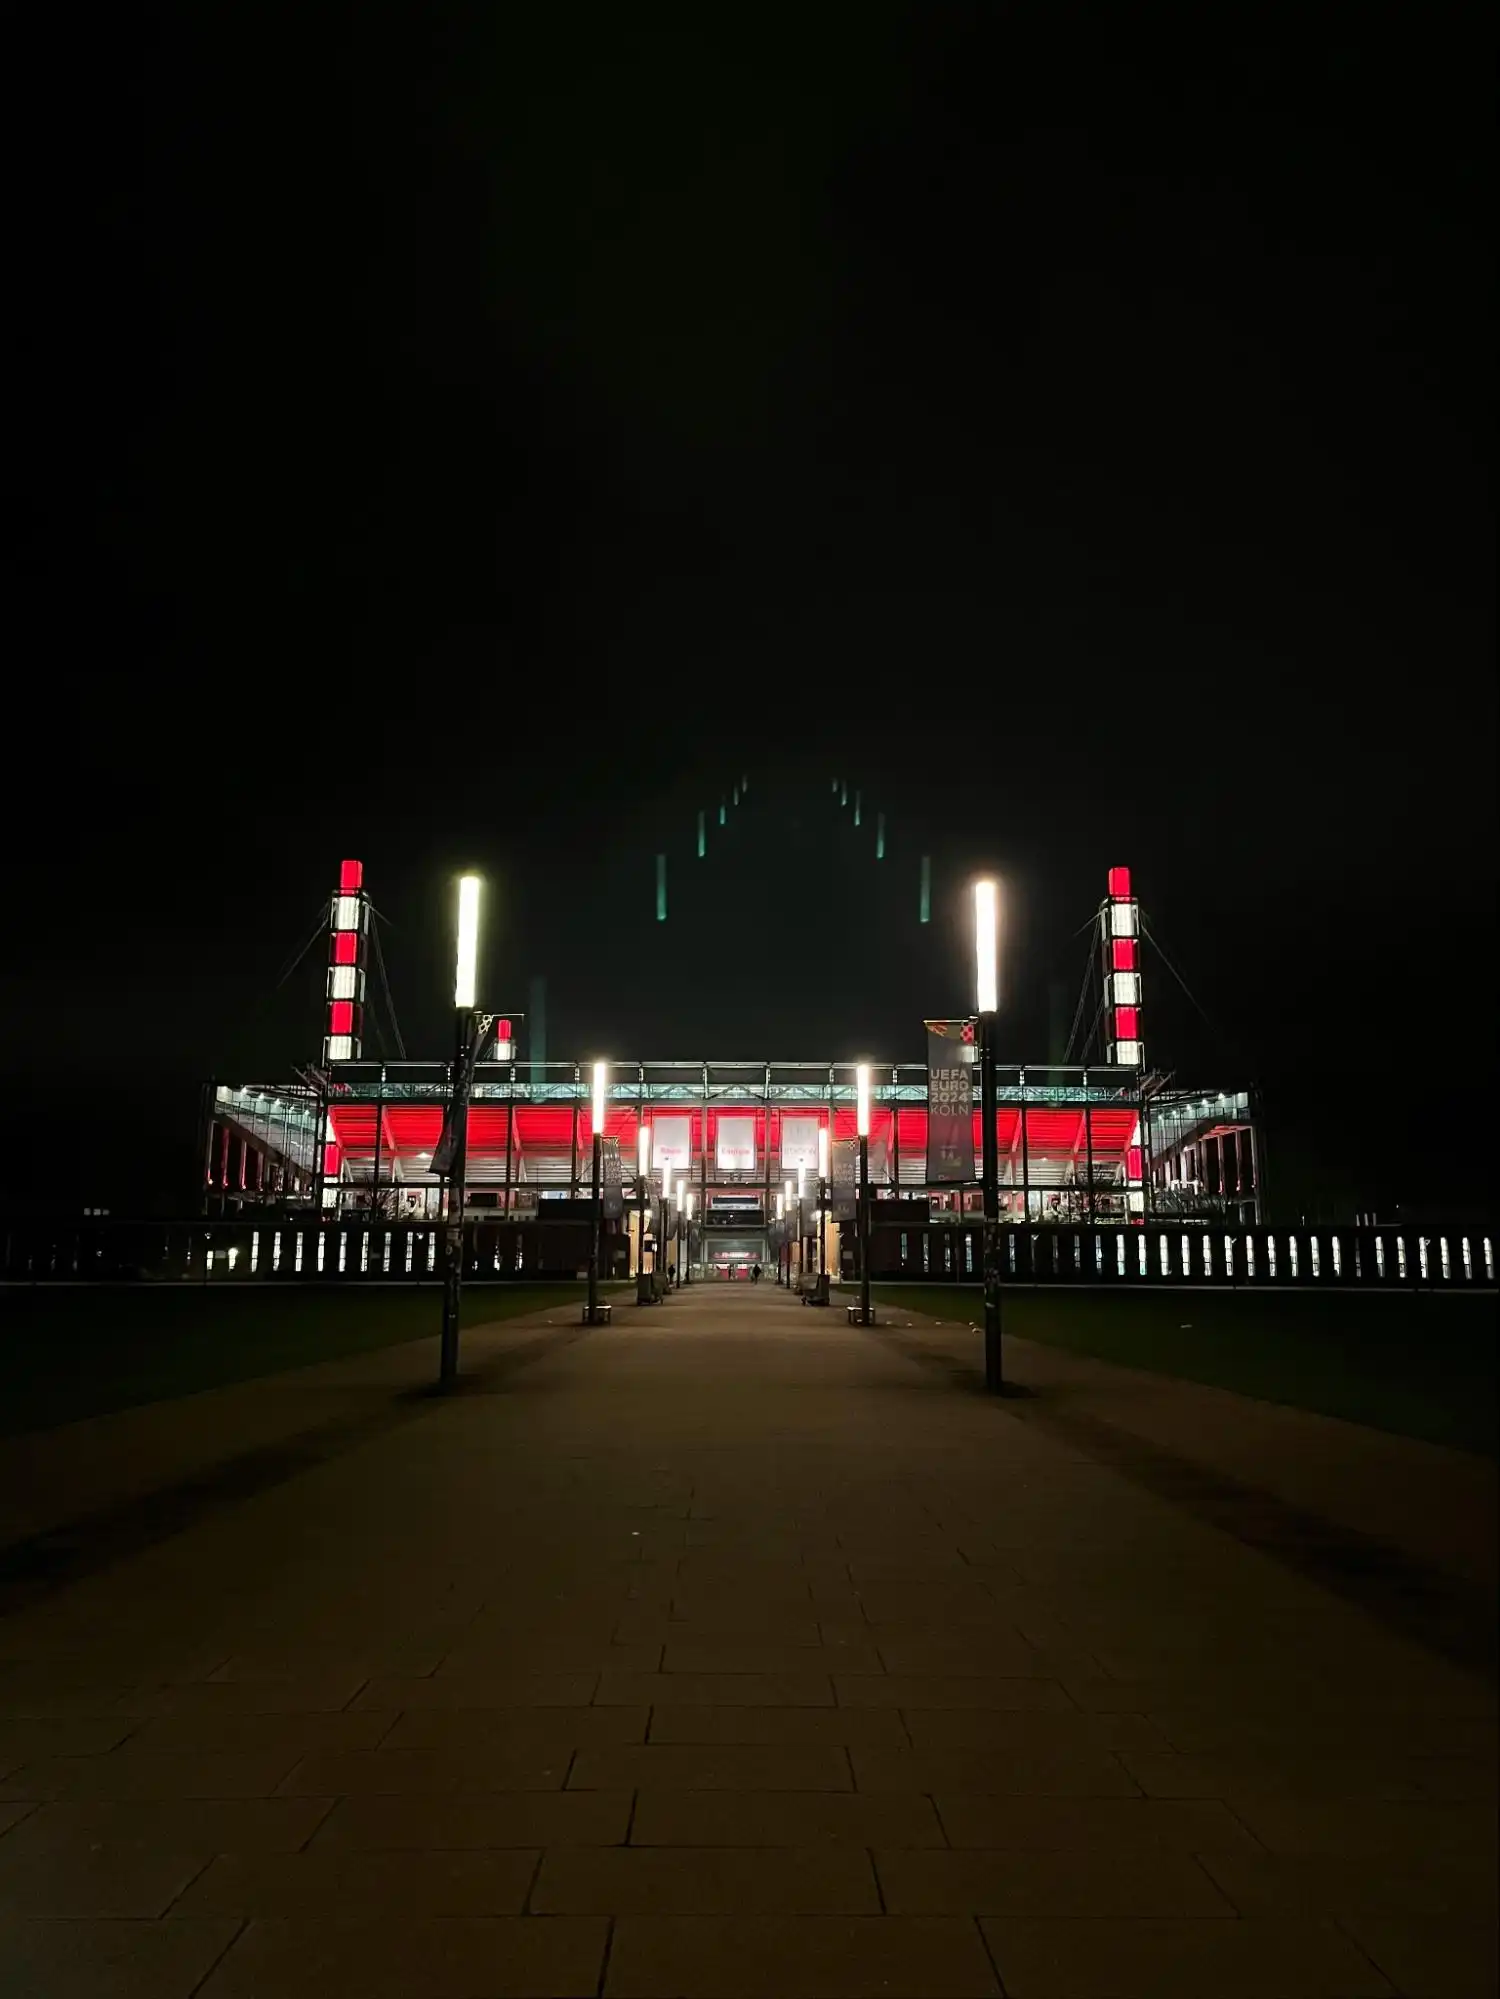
(7, 9, 1494, 1221)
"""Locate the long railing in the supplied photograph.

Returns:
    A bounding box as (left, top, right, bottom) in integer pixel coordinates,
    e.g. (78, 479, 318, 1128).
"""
(868, 1221, 1496, 1289)
(3, 1218, 1493, 1290)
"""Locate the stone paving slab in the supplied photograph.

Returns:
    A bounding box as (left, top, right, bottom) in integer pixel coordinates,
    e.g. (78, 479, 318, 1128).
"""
(196, 1913, 609, 1997)
(603, 1913, 1000, 1997)
(0, 1916, 240, 1999)
(978, 1914, 1395, 1995)
(0, 1280, 1494, 1995)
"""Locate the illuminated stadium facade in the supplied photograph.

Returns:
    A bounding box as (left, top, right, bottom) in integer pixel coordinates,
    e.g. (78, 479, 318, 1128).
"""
(201, 860, 1264, 1278)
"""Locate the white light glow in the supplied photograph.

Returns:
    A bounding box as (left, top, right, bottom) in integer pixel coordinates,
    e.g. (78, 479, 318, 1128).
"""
(817, 1126, 829, 1177)
(327, 964, 358, 1001)
(973, 879, 999, 1013)
(333, 895, 361, 931)
(1111, 971, 1141, 1006)
(324, 1035, 353, 1063)
(454, 875, 481, 1008)
(638, 1124, 651, 1173)
(1109, 900, 1138, 938)
(798, 1165, 806, 1201)
(684, 1190, 694, 1218)
(591, 1061, 607, 1132)
(856, 1063, 871, 1137)
(1114, 1039, 1143, 1067)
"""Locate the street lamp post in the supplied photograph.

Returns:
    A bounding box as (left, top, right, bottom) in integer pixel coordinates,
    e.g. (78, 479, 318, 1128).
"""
(975, 879, 1003, 1390)
(440, 874, 483, 1388)
(856, 1062, 873, 1324)
(796, 1164, 806, 1291)
(586, 1060, 606, 1322)
(682, 1188, 693, 1284)
(636, 1122, 652, 1304)
(817, 1125, 829, 1290)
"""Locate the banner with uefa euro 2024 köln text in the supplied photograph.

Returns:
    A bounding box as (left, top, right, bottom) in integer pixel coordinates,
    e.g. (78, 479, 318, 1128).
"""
(925, 1018, 976, 1183)
(600, 1135, 624, 1218)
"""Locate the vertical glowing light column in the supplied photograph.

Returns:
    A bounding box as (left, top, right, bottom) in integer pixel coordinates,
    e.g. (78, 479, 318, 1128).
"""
(454, 875, 481, 1008)
(919, 854, 931, 923)
(697, 811, 706, 857)
(1101, 866, 1143, 1069)
(324, 859, 367, 1065)
(876, 813, 886, 860)
(1100, 865, 1145, 1219)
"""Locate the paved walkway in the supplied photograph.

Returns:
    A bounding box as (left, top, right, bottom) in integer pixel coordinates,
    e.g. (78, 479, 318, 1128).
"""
(0, 1283, 1494, 1996)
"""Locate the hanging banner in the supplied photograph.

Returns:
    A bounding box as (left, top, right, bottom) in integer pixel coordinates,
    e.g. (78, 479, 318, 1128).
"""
(715, 1114, 756, 1171)
(831, 1137, 859, 1221)
(600, 1135, 624, 1218)
(780, 1114, 820, 1171)
(925, 1017, 976, 1183)
(651, 1115, 692, 1173)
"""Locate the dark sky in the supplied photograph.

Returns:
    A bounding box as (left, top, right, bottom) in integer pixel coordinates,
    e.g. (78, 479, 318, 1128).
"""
(6, 7, 1494, 1219)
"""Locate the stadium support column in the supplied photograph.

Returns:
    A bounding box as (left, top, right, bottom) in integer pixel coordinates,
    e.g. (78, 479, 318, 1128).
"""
(1100, 865, 1145, 1220)
(319, 858, 368, 1215)
(1101, 866, 1144, 1070)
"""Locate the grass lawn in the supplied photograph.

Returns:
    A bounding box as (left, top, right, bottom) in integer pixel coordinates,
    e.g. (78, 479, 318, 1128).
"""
(869, 1283, 1499, 1457)
(0, 1283, 613, 1437)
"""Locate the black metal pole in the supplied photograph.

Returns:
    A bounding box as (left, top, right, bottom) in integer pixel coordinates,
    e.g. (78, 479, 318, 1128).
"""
(859, 1133, 871, 1323)
(587, 1132, 602, 1319)
(979, 1009, 1003, 1390)
(440, 1006, 474, 1388)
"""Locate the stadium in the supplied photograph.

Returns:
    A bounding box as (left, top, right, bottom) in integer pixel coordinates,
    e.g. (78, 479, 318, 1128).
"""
(201, 859, 1263, 1281)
